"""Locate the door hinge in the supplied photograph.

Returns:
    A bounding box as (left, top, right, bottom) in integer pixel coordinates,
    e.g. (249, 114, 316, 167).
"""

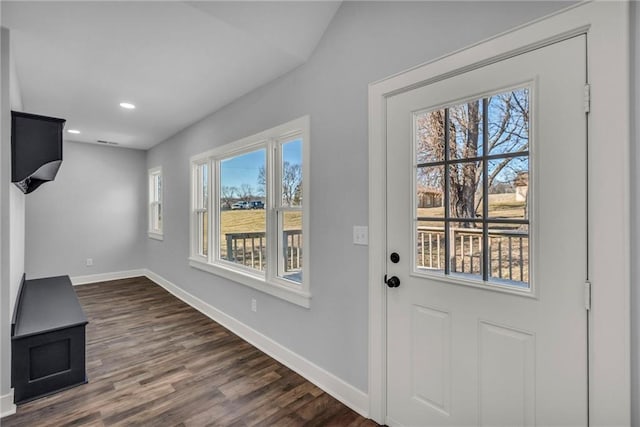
(583, 84, 591, 114)
(584, 281, 592, 311)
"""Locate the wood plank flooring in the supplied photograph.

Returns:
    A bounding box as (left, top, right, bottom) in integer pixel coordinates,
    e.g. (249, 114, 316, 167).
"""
(2, 277, 378, 427)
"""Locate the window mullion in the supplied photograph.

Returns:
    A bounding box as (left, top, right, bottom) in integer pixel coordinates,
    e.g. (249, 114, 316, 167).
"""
(482, 98, 490, 282)
(209, 159, 215, 264)
(275, 140, 284, 280)
(191, 164, 197, 257)
(443, 108, 451, 275)
(266, 140, 278, 282)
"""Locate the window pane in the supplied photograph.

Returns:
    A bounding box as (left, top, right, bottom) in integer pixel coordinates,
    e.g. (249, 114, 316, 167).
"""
(487, 88, 529, 155)
(411, 87, 530, 289)
(157, 203, 162, 232)
(151, 203, 162, 232)
(278, 211, 302, 283)
(449, 221, 483, 280)
(449, 162, 482, 219)
(195, 163, 208, 209)
(416, 166, 444, 219)
(149, 171, 162, 233)
(154, 175, 162, 202)
(194, 163, 208, 257)
(415, 109, 445, 164)
(219, 149, 266, 272)
(281, 139, 303, 207)
(487, 156, 529, 220)
(488, 223, 529, 288)
(416, 220, 445, 273)
(450, 100, 483, 159)
(198, 211, 208, 257)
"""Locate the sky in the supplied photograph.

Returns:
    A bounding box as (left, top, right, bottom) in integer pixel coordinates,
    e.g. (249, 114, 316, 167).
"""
(220, 139, 302, 192)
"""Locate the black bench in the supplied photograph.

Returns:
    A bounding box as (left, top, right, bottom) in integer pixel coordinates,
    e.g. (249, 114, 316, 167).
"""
(11, 275, 88, 404)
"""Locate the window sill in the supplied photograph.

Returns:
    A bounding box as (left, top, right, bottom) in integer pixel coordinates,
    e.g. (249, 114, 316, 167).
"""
(188, 258, 311, 308)
(148, 232, 164, 241)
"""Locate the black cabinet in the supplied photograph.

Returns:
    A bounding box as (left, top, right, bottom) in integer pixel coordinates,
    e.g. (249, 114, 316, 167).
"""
(11, 275, 88, 404)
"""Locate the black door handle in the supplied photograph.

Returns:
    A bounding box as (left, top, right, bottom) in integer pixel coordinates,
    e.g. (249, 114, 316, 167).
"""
(385, 275, 400, 288)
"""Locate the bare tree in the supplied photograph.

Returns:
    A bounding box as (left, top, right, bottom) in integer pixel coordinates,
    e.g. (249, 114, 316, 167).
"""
(239, 183, 254, 203)
(257, 163, 302, 206)
(282, 162, 302, 206)
(293, 182, 302, 206)
(221, 186, 237, 209)
(417, 89, 529, 225)
(256, 167, 266, 196)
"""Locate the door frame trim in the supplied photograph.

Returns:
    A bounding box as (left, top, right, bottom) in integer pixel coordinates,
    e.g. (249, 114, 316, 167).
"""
(368, 2, 630, 424)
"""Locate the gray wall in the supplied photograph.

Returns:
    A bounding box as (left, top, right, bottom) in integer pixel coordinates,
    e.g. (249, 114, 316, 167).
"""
(7, 42, 23, 312)
(0, 25, 11, 405)
(25, 141, 146, 279)
(0, 25, 24, 409)
(631, 1, 639, 424)
(146, 1, 570, 392)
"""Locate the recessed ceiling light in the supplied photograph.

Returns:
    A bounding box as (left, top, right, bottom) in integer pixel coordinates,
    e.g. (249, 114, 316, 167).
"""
(67, 129, 80, 134)
(119, 102, 136, 109)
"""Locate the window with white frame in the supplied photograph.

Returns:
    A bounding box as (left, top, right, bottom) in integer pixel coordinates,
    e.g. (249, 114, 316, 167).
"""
(148, 167, 163, 239)
(189, 116, 310, 307)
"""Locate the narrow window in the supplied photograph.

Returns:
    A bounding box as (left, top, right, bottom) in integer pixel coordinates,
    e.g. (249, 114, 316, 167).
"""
(277, 138, 303, 283)
(148, 167, 163, 240)
(193, 162, 208, 257)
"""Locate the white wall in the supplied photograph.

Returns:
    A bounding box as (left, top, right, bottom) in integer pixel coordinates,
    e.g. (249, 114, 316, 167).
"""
(146, 1, 570, 393)
(25, 141, 147, 279)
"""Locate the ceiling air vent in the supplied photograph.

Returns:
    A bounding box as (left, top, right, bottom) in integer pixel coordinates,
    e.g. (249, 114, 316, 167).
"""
(97, 140, 119, 146)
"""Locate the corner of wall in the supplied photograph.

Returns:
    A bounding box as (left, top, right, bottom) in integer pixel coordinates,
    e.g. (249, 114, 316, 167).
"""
(0, 24, 14, 406)
(1, 25, 26, 411)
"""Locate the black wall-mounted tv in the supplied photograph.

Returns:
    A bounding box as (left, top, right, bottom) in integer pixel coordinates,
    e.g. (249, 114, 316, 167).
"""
(11, 111, 66, 194)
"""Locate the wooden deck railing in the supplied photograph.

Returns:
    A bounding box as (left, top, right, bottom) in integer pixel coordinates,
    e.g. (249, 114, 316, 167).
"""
(417, 226, 528, 283)
(224, 230, 302, 273)
(224, 226, 526, 283)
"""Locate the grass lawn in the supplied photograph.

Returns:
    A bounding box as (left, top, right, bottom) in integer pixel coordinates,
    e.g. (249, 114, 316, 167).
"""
(417, 193, 526, 220)
(219, 209, 302, 234)
(217, 210, 302, 262)
(216, 194, 522, 238)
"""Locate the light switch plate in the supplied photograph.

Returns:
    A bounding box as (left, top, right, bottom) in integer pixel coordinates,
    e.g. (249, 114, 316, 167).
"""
(353, 226, 368, 245)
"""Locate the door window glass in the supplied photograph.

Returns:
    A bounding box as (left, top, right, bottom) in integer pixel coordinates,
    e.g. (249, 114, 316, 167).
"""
(414, 88, 530, 288)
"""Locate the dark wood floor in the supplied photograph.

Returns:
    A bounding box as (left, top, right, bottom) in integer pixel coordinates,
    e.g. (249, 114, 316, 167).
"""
(2, 277, 377, 427)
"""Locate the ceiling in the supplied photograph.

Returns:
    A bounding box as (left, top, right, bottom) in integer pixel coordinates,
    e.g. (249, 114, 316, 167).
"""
(2, 1, 341, 150)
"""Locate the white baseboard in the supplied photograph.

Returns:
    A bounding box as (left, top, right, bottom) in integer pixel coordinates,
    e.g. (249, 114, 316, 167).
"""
(143, 269, 369, 419)
(71, 269, 147, 286)
(1, 389, 16, 418)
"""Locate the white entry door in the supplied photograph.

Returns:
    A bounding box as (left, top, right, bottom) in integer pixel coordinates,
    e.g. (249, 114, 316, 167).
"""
(386, 35, 587, 426)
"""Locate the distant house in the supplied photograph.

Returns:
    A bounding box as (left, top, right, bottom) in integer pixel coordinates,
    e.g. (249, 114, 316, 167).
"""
(417, 186, 443, 208)
(515, 171, 529, 202)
